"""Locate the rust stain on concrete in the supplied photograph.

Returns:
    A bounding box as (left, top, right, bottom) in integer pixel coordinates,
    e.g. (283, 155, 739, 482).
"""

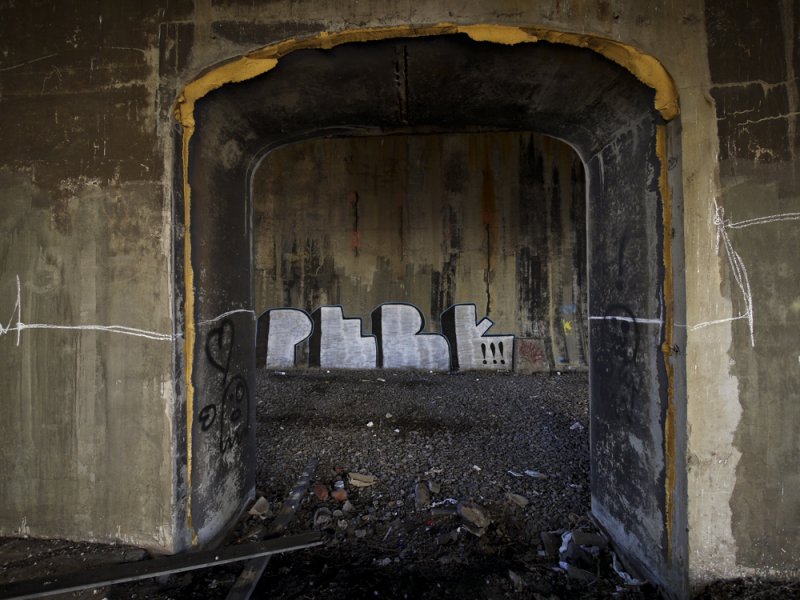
(657, 124, 676, 564)
(481, 149, 497, 260)
(349, 190, 361, 257)
(481, 148, 497, 315)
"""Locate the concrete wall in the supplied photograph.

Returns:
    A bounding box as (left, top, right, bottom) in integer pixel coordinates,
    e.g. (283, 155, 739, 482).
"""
(253, 132, 588, 371)
(0, 2, 181, 549)
(0, 0, 797, 594)
(699, 0, 800, 577)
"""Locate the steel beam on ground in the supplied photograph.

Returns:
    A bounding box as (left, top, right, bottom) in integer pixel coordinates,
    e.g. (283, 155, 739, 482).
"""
(0, 532, 323, 600)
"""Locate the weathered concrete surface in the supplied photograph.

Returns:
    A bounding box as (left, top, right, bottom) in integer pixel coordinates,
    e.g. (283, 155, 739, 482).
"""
(703, 0, 800, 577)
(0, 1, 797, 596)
(0, 2, 182, 550)
(253, 132, 587, 371)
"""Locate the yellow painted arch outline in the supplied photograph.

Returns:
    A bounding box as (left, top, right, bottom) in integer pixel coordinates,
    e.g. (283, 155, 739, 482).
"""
(175, 22, 680, 546)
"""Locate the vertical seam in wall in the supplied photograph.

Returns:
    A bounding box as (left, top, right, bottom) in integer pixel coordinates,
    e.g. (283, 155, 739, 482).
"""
(657, 124, 676, 565)
(780, 0, 798, 161)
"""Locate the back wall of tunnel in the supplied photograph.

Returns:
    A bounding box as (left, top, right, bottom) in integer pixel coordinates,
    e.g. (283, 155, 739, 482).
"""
(253, 131, 588, 372)
(177, 30, 686, 596)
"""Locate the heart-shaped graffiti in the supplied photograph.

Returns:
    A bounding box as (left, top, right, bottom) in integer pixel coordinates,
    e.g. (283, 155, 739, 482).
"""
(205, 320, 235, 375)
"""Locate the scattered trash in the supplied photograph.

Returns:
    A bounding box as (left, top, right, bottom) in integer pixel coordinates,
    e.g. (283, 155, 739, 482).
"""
(524, 470, 548, 479)
(612, 552, 646, 586)
(246, 369, 613, 597)
(414, 482, 432, 509)
(312, 483, 329, 501)
(430, 498, 458, 508)
(506, 492, 529, 508)
(377, 378, 386, 383)
(559, 531, 573, 555)
(366, 421, 374, 428)
(457, 501, 491, 530)
(313, 507, 332, 530)
(570, 421, 585, 431)
(349, 472, 378, 487)
(247, 496, 270, 518)
(13, 370, 642, 598)
(459, 521, 486, 537)
(508, 569, 525, 592)
(541, 531, 562, 557)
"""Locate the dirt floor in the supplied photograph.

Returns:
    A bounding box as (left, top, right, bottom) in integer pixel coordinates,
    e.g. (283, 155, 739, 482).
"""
(1, 370, 797, 599)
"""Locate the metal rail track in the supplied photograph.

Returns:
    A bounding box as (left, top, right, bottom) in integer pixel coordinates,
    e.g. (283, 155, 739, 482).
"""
(1, 460, 322, 600)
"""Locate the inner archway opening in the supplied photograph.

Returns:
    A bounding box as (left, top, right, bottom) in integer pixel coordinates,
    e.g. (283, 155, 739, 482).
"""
(250, 129, 592, 595)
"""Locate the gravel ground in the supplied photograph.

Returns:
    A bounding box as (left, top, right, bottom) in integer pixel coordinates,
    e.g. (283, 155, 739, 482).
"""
(3, 369, 793, 598)
(249, 369, 650, 599)
(256, 369, 592, 534)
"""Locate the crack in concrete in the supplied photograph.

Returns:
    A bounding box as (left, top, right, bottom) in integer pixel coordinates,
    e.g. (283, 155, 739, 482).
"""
(734, 111, 800, 127)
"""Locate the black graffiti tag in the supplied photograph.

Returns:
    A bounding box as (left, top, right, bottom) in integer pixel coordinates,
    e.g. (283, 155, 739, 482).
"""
(202, 319, 250, 454)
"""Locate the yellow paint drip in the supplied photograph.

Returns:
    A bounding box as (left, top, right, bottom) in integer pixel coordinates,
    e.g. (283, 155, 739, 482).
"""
(181, 128, 198, 547)
(174, 23, 680, 128)
(656, 125, 676, 564)
(176, 56, 279, 130)
(457, 23, 535, 46)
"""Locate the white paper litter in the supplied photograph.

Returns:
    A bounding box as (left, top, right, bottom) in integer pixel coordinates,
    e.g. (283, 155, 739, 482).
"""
(612, 552, 645, 586)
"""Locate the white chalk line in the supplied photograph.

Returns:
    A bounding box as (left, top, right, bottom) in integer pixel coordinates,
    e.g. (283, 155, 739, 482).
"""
(197, 309, 255, 325)
(589, 316, 663, 325)
(687, 315, 749, 331)
(1, 275, 256, 346)
(6, 201, 795, 350)
(702, 200, 756, 346)
(690, 206, 800, 342)
(13, 323, 174, 342)
(725, 212, 800, 230)
(579, 205, 800, 344)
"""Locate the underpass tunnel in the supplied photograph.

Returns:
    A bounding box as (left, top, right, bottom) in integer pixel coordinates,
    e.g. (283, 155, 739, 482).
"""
(177, 29, 686, 595)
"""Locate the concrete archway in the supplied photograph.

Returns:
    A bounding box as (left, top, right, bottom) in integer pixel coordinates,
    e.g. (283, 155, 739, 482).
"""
(174, 25, 686, 596)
